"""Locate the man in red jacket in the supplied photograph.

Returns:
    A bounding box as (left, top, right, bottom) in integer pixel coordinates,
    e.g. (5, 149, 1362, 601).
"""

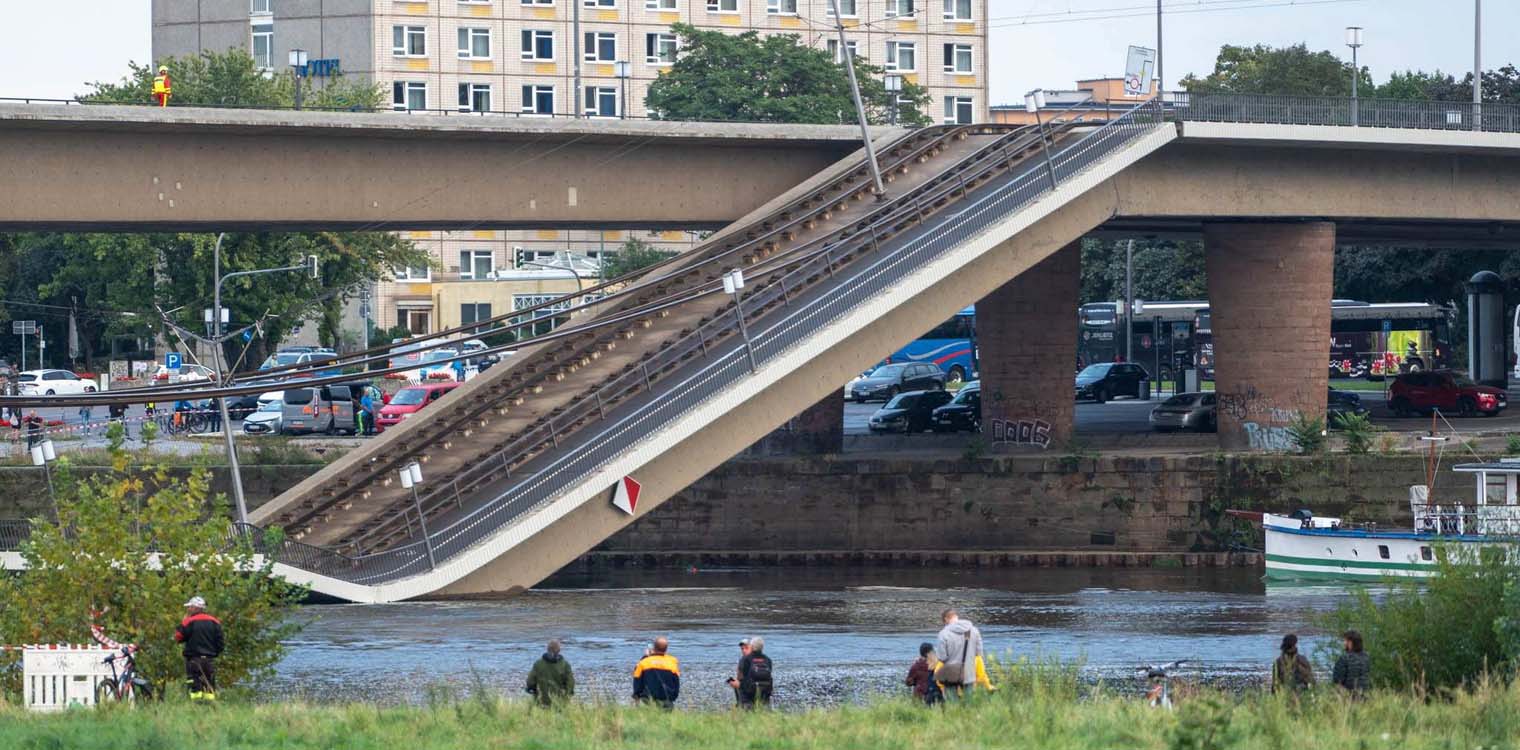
(174, 596, 224, 700)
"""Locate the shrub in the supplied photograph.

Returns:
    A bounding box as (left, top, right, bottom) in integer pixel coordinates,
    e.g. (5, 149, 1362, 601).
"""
(1286, 414, 1326, 454)
(1332, 411, 1377, 454)
(1506, 433, 1520, 455)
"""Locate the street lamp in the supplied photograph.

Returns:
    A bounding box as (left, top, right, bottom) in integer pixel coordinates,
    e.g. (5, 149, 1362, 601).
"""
(398, 461, 436, 570)
(722, 269, 758, 373)
(1344, 27, 1363, 126)
(826, 0, 886, 199)
(1024, 89, 1058, 191)
(289, 49, 309, 110)
(614, 61, 632, 120)
(31, 438, 57, 520)
(884, 74, 903, 125)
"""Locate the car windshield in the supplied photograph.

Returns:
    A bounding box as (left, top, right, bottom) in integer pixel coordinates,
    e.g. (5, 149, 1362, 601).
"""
(1076, 364, 1111, 380)
(257, 400, 282, 413)
(1162, 394, 1199, 406)
(423, 350, 458, 364)
(282, 389, 314, 405)
(869, 364, 907, 378)
(390, 388, 428, 406)
(952, 389, 978, 405)
(17, 373, 35, 382)
(885, 393, 918, 409)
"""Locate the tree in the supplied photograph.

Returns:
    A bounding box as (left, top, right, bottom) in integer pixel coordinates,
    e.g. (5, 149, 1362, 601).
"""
(1079, 238, 1207, 304)
(603, 237, 678, 279)
(646, 24, 930, 125)
(83, 49, 384, 111)
(1181, 43, 1368, 97)
(0, 430, 305, 697)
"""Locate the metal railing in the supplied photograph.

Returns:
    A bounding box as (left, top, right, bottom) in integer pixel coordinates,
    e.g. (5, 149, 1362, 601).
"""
(1172, 92, 1520, 134)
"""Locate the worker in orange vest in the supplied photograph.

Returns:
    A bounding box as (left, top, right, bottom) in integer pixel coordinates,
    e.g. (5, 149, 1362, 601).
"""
(152, 66, 172, 107)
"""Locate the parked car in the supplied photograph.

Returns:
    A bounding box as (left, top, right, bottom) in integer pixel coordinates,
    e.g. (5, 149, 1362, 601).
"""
(16, 369, 96, 395)
(153, 363, 218, 383)
(376, 381, 462, 431)
(280, 384, 360, 435)
(868, 389, 954, 433)
(259, 349, 340, 377)
(1388, 370, 1507, 417)
(931, 382, 981, 433)
(849, 363, 945, 402)
(241, 392, 286, 435)
(1075, 362, 1148, 403)
(1149, 392, 1217, 432)
(1326, 388, 1370, 426)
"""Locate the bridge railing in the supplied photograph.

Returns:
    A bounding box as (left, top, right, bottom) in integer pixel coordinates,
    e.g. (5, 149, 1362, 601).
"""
(1171, 92, 1520, 134)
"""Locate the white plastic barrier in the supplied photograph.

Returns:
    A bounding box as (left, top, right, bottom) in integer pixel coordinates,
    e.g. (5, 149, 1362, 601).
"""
(22, 645, 117, 711)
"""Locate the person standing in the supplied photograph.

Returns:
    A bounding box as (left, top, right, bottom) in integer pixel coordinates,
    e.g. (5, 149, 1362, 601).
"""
(152, 65, 172, 107)
(525, 639, 574, 707)
(358, 388, 377, 436)
(108, 402, 129, 439)
(734, 636, 773, 709)
(1332, 630, 1371, 695)
(934, 608, 993, 700)
(23, 411, 43, 449)
(905, 642, 941, 705)
(632, 636, 680, 709)
(77, 404, 93, 437)
(174, 596, 224, 701)
(1272, 633, 1314, 693)
(205, 399, 223, 434)
(725, 639, 751, 706)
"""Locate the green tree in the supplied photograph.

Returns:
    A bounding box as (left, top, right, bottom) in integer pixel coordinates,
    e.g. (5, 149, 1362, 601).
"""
(1182, 43, 1367, 96)
(1079, 238, 1207, 304)
(646, 24, 930, 125)
(83, 49, 383, 110)
(0, 433, 306, 697)
(603, 237, 678, 279)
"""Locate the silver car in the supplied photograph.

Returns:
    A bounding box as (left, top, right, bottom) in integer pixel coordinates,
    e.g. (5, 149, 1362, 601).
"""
(1149, 392, 1216, 432)
(241, 391, 285, 435)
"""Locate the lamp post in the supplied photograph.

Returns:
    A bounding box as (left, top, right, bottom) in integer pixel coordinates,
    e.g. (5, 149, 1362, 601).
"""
(1344, 27, 1363, 126)
(723, 269, 758, 373)
(1473, 0, 1482, 131)
(31, 438, 57, 520)
(884, 74, 902, 125)
(398, 461, 436, 570)
(1024, 89, 1058, 191)
(826, 0, 886, 198)
(289, 49, 309, 110)
(614, 61, 631, 120)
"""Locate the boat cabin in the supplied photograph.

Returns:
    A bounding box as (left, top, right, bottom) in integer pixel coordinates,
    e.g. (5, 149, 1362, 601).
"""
(1448, 460, 1520, 535)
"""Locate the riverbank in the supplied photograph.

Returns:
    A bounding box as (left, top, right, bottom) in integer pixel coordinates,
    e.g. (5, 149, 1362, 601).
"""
(5, 681, 1517, 749)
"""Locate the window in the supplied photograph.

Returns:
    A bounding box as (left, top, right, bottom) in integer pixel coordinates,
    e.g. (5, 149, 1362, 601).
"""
(885, 41, 915, 72)
(1420, 546, 1434, 561)
(826, 39, 859, 63)
(942, 0, 970, 19)
(585, 86, 618, 117)
(514, 294, 573, 336)
(392, 81, 427, 111)
(251, 0, 271, 13)
(459, 250, 494, 279)
(944, 43, 972, 73)
(393, 25, 427, 57)
(521, 84, 555, 115)
(394, 264, 431, 282)
(943, 95, 971, 124)
(584, 31, 616, 62)
(1377, 545, 1391, 560)
(521, 0, 554, 5)
(461, 303, 494, 333)
(458, 83, 492, 112)
(645, 0, 676, 8)
(521, 29, 554, 60)
(827, 0, 857, 17)
(251, 24, 274, 69)
(645, 32, 677, 64)
(706, 0, 737, 11)
(766, 0, 797, 13)
(398, 308, 431, 336)
(458, 27, 491, 59)
(584, 0, 616, 5)
(885, 0, 913, 17)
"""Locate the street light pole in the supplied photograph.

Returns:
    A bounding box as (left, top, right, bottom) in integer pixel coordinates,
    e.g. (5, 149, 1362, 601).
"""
(723, 270, 758, 373)
(399, 462, 436, 569)
(1124, 239, 1134, 364)
(1474, 0, 1483, 130)
(827, 0, 886, 198)
(289, 49, 308, 110)
(884, 74, 902, 125)
(572, 0, 582, 119)
(31, 438, 57, 521)
(208, 233, 249, 526)
(1345, 27, 1363, 126)
(1156, 0, 1164, 95)
(614, 60, 631, 119)
(1025, 89, 1058, 191)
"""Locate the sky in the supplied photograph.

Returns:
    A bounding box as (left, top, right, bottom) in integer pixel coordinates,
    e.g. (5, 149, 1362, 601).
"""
(0, 0, 1514, 106)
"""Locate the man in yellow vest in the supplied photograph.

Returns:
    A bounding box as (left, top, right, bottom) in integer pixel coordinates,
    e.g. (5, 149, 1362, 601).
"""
(152, 66, 172, 107)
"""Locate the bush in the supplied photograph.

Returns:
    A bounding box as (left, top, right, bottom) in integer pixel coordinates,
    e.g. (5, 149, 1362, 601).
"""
(0, 441, 306, 698)
(1286, 414, 1326, 454)
(1506, 433, 1520, 455)
(1332, 411, 1376, 454)
(1318, 543, 1520, 691)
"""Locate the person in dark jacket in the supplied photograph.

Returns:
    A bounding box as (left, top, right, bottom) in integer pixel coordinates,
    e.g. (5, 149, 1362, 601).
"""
(905, 642, 939, 704)
(525, 639, 574, 707)
(725, 639, 752, 705)
(1332, 629, 1371, 695)
(1271, 633, 1314, 693)
(632, 636, 680, 708)
(734, 636, 773, 708)
(173, 596, 224, 700)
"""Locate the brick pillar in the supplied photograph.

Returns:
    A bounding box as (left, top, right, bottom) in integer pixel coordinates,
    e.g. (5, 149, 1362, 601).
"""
(1204, 222, 1335, 450)
(788, 391, 844, 454)
(977, 241, 1080, 449)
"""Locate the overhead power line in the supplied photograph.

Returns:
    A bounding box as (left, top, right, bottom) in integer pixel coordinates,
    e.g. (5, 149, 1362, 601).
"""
(989, 0, 1366, 29)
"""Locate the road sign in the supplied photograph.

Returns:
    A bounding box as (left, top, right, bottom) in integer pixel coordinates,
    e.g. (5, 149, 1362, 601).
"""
(1382, 319, 1393, 334)
(11, 320, 35, 335)
(165, 352, 182, 370)
(610, 476, 642, 515)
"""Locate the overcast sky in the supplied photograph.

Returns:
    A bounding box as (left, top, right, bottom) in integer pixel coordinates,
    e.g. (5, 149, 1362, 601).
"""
(0, 0, 1513, 106)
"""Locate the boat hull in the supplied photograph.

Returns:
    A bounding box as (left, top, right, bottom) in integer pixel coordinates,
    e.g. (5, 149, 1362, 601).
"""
(1264, 522, 1440, 581)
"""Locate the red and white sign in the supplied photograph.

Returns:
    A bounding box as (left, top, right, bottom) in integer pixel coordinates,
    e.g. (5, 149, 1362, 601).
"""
(611, 476, 642, 515)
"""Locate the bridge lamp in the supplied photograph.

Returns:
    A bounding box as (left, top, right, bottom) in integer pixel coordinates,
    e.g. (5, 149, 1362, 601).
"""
(398, 461, 436, 570)
(884, 74, 903, 125)
(1345, 27, 1363, 125)
(289, 49, 309, 111)
(1024, 89, 1058, 191)
(31, 439, 58, 520)
(614, 61, 632, 120)
(723, 270, 759, 373)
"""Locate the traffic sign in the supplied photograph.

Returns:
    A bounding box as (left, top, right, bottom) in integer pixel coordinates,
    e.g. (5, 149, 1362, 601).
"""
(610, 476, 642, 515)
(165, 352, 182, 370)
(11, 320, 35, 335)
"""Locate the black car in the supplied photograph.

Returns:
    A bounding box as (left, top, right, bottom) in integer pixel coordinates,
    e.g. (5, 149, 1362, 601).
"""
(868, 389, 954, 433)
(931, 382, 981, 432)
(1075, 362, 1148, 403)
(850, 363, 946, 403)
(1326, 387, 1370, 426)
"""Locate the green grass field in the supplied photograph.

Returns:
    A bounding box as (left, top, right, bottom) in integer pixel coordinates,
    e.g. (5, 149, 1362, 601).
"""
(4, 680, 1518, 750)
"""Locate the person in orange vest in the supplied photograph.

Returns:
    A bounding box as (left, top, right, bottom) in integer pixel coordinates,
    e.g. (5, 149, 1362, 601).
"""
(152, 66, 172, 107)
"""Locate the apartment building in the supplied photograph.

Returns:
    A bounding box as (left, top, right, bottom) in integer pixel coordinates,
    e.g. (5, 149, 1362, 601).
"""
(152, 0, 986, 335)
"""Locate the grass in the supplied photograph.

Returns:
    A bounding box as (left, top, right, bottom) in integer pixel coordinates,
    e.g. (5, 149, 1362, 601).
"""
(5, 671, 1519, 749)
(0, 438, 339, 468)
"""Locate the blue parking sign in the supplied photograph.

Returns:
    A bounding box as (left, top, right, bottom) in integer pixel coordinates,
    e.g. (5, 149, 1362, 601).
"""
(165, 352, 182, 370)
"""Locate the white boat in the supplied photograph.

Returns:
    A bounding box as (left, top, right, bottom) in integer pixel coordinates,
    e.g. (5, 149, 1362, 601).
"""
(1262, 459, 1520, 581)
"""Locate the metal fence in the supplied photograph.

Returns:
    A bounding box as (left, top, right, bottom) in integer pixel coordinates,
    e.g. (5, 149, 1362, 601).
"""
(1171, 92, 1520, 134)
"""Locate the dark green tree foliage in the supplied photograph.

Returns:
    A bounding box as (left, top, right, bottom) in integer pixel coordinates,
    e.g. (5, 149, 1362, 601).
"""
(1181, 43, 1369, 96)
(83, 49, 384, 111)
(603, 237, 678, 280)
(646, 24, 930, 125)
(1078, 239, 1207, 304)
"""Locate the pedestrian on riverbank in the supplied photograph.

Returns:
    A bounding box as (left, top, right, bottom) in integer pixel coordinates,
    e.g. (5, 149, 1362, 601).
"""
(1332, 630, 1371, 695)
(109, 402, 128, 439)
(205, 399, 222, 433)
(934, 608, 994, 700)
(174, 596, 224, 701)
(23, 411, 43, 449)
(633, 636, 680, 709)
(78, 404, 93, 436)
(1271, 634, 1314, 694)
(525, 639, 574, 707)
(734, 636, 773, 709)
(905, 642, 942, 705)
(726, 639, 751, 706)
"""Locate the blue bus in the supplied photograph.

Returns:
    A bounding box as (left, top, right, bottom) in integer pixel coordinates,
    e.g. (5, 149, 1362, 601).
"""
(883, 306, 977, 382)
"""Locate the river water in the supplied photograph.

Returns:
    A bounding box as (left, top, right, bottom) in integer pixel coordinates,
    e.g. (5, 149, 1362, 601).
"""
(270, 567, 1358, 707)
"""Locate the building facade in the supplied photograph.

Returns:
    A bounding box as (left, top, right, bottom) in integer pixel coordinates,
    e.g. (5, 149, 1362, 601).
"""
(989, 78, 1159, 126)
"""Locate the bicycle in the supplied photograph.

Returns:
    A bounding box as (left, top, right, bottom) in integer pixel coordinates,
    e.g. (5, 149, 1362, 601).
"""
(1141, 660, 1187, 709)
(95, 645, 155, 704)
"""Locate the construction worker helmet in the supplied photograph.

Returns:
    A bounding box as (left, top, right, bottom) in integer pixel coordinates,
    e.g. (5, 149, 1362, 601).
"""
(159, 65, 168, 74)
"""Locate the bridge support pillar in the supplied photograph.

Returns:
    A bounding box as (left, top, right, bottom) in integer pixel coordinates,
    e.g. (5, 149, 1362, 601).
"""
(1204, 222, 1335, 451)
(977, 241, 1081, 450)
(789, 391, 844, 454)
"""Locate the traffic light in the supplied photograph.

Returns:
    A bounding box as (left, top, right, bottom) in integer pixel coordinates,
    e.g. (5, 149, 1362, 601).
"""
(307, 254, 320, 279)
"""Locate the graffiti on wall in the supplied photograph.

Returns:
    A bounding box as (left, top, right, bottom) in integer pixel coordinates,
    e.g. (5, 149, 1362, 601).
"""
(1242, 422, 1296, 451)
(1216, 386, 1300, 423)
(991, 417, 1053, 449)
